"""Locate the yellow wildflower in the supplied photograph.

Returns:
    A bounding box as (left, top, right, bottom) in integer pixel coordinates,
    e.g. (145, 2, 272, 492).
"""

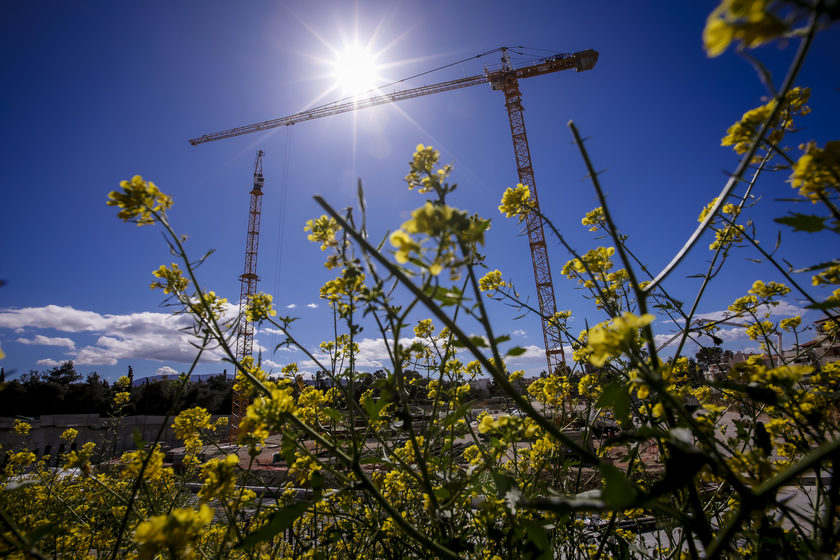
(704, 0, 788, 58)
(478, 269, 507, 292)
(60, 428, 79, 441)
(198, 454, 239, 502)
(150, 263, 189, 294)
(13, 419, 30, 436)
(584, 312, 655, 367)
(134, 504, 214, 560)
(107, 175, 173, 226)
(245, 292, 277, 322)
(789, 140, 840, 201)
(498, 183, 532, 222)
(304, 215, 341, 251)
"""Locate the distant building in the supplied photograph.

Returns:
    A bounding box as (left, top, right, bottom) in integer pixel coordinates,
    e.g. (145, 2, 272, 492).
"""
(800, 319, 840, 368)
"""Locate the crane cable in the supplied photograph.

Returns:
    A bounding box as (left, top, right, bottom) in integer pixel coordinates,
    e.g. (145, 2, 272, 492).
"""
(315, 46, 526, 111)
(270, 126, 293, 358)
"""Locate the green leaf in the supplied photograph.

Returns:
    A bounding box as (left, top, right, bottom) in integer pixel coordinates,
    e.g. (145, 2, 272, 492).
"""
(806, 299, 840, 311)
(774, 213, 828, 232)
(132, 429, 145, 450)
(321, 408, 342, 422)
(595, 382, 630, 424)
(25, 522, 61, 546)
(491, 472, 514, 497)
(494, 334, 511, 345)
(505, 346, 527, 357)
(428, 285, 464, 307)
(444, 402, 472, 428)
(281, 433, 297, 466)
(599, 463, 638, 509)
(451, 336, 488, 349)
(523, 519, 550, 552)
(793, 259, 839, 274)
(236, 501, 310, 549)
(363, 386, 393, 420)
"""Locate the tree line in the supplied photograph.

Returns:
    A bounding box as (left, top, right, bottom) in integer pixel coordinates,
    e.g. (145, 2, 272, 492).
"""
(0, 361, 233, 417)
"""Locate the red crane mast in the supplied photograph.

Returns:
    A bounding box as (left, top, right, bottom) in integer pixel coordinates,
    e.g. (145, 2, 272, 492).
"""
(231, 150, 265, 441)
(192, 48, 598, 378)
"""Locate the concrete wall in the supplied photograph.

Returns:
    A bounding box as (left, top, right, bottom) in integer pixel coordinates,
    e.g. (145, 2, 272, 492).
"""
(0, 414, 231, 464)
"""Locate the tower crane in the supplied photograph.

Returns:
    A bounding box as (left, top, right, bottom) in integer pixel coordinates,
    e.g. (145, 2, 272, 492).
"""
(231, 150, 265, 441)
(191, 47, 599, 378)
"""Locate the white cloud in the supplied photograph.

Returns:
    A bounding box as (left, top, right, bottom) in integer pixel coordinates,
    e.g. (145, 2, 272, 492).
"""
(512, 329, 527, 337)
(262, 359, 284, 370)
(286, 304, 297, 309)
(0, 305, 226, 366)
(695, 300, 807, 323)
(156, 366, 178, 376)
(654, 333, 677, 349)
(307, 303, 318, 309)
(36, 358, 63, 367)
(293, 335, 554, 376)
(17, 334, 76, 349)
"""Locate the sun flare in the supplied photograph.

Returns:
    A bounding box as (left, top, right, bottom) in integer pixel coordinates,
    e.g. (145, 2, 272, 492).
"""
(332, 45, 381, 95)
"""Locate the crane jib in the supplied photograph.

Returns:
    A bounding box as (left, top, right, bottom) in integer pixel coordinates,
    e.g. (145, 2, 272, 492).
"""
(188, 49, 597, 146)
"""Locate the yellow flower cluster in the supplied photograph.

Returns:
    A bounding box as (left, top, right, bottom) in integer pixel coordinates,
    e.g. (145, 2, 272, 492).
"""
(60, 427, 78, 441)
(581, 206, 606, 232)
(245, 291, 277, 322)
(527, 374, 571, 407)
(581, 312, 654, 367)
(120, 447, 169, 482)
(414, 318, 435, 338)
(198, 454, 239, 502)
(320, 266, 367, 315)
(107, 175, 173, 226)
(498, 183, 532, 222)
(749, 279, 790, 299)
(779, 316, 801, 332)
(305, 215, 341, 251)
(720, 87, 810, 154)
(561, 247, 615, 286)
(548, 310, 572, 330)
(62, 441, 96, 475)
(390, 229, 422, 265)
(113, 391, 131, 407)
(390, 201, 487, 277)
(704, 0, 788, 57)
(697, 197, 740, 223)
(404, 144, 452, 193)
(812, 263, 840, 287)
(789, 140, 840, 201)
(746, 320, 774, 340)
(173, 406, 218, 455)
(134, 504, 213, 560)
(240, 385, 296, 448)
(478, 269, 507, 292)
(150, 262, 189, 294)
(477, 414, 536, 441)
(13, 419, 30, 436)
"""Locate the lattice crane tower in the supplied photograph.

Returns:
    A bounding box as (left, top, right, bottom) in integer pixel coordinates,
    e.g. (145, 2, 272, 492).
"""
(191, 48, 598, 377)
(231, 149, 265, 441)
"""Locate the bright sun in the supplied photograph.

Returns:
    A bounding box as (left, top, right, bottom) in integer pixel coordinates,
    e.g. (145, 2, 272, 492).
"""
(332, 45, 381, 95)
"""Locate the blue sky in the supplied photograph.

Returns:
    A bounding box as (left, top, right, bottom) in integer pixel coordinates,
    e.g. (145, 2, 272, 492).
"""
(1, 1, 838, 382)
